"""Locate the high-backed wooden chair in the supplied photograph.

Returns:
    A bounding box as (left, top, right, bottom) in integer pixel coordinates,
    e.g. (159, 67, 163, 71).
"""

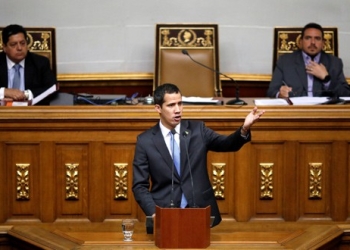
(154, 24, 221, 97)
(272, 27, 338, 71)
(0, 27, 57, 78)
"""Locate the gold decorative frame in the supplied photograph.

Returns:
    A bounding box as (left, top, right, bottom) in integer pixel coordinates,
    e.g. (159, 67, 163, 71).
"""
(0, 27, 57, 77)
(260, 163, 274, 199)
(309, 163, 322, 199)
(154, 24, 221, 97)
(65, 163, 79, 200)
(16, 163, 30, 200)
(212, 163, 226, 199)
(114, 163, 128, 200)
(273, 27, 338, 71)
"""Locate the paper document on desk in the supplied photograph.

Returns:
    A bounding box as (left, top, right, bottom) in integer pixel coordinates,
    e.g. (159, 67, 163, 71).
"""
(340, 97, 350, 102)
(254, 99, 289, 105)
(289, 97, 330, 105)
(182, 96, 221, 104)
(255, 97, 333, 106)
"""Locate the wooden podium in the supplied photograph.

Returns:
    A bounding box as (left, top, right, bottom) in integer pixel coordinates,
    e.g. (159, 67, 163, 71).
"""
(155, 206, 211, 249)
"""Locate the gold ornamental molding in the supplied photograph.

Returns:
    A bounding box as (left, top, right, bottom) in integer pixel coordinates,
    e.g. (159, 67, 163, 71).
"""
(57, 73, 273, 83)
(66, 163, 79, 200)
(57, 73, 153, 82)
(309, 163, 322, 199)
(16, 163, 30, 200)
(56, 72, 350, 84)
(260, 163, 274, 199)
(114, 163, 128, 200)
(212, 163, 226, 199)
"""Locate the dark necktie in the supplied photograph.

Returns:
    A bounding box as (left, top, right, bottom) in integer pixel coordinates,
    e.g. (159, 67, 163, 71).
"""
(12, 64, 21, 89)
(170, 130, 188, 208)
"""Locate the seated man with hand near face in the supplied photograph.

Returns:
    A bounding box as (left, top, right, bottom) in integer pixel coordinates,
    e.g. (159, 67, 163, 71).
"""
(0, 24, 57, 105)
(267, 22, 350, 98)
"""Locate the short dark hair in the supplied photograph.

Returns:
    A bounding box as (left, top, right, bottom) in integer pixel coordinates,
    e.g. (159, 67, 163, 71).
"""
(301, 23, 324, 39)
(2, 24, 28, 45)
(153, 83, 181, 106)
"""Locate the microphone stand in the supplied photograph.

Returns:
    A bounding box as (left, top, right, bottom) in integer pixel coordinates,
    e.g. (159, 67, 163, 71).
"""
(182, 50, 247, 105)
(170, 129, 176, 208)
(182, 131, 197, 208)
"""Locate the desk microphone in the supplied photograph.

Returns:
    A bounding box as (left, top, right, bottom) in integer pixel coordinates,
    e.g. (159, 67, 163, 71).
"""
(181, 49, 247, 105)
(182, 130, 197, 208)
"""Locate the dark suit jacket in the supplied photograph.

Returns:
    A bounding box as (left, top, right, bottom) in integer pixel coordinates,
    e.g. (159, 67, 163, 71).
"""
(267, 50, 350, 98)
(0, 51, 57, 105)
(132, 120, 250, 227)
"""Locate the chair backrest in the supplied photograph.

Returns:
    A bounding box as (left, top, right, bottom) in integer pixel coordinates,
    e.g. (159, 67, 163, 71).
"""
(154, 24, 221, 97)
(272, 27, 338, 71)
(0, 27, 57, 78)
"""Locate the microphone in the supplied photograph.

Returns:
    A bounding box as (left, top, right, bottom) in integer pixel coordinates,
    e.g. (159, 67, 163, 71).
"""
(181, 49, 247, 105)
(169, 129, 176, 208)
(182, 130, 198, 208)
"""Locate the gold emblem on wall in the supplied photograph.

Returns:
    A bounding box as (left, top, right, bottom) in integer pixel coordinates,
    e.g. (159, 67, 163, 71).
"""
(160, 28, 215, 48)
(260, 163, 274, 199)
(0, 30, 52, 51)
(114, 163, 128, 200)
(212, 163, 226, 199)
(66, 163, 79, 200)
(16, 163, 30, 200)
(309, 163, 322, 199)
(278, 31, 334, 53)
(28, 32, 51, 51)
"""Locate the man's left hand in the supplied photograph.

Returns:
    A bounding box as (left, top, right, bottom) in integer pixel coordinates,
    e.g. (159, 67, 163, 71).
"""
(305, 61, 328, 80)
(242, 106, 265, 130)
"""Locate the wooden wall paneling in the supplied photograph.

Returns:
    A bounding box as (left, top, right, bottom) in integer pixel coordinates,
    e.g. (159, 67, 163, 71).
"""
(39, 142, 56, 222)
(348, 144, 350, 221)
(104, 143, 137, 220)
(89, 142, 105, 222)
(298, 143, 332, 221)
(0, 142, 7, 223)
(6, 144, 40, 222)
(330, 141, 348, 221)
(234, 144, 252, 221)
(207, 151, 234, 217)
(55, 144, 89, 222)
(225, 152, 236, 219)
(2, 104, 350, 226)
(282, 141, 298, 221)
(250, 143, 284, 221)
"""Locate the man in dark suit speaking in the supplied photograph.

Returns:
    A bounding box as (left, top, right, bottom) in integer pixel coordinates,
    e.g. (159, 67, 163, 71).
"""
(132, 83, 264, 227)
(267, 22, 350, 98)
(0, 24, 57, 105)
